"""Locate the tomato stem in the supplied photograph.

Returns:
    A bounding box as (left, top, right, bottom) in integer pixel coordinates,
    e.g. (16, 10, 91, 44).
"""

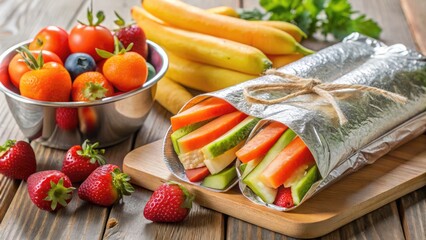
(17, 47, 44, 70)
(78, 0, 105, 26)
(95, 37, 133, 59)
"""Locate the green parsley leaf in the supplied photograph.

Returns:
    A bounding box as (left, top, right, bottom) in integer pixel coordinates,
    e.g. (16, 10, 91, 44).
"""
(240, 0, 382, 41)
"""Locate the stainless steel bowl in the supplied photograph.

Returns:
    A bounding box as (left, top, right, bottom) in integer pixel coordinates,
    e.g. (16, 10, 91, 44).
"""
(0, 40, 168, 149)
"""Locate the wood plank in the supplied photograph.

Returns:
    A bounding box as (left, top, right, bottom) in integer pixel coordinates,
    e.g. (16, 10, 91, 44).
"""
(226, 202, 405, 240)
(227, 217, 292, 240)
(177, 0, 240, 9)
(322, 202, 404, 240)
(106, 102, 226, 239)
(123, 135, 426, 238)
(0, 0, 85, 52)
(73, 0, 140, 30)
(398, 187, 426, 240)
(0, 138, 134, 240)
(0, 95, 24, 222)
(104, 186, 225, 240)
(350, 0, 416, 49)
(0, 0, 84, 222)
(104, 1, 233, 239)
(134, 103, 172, 148)
(400, 0, 426, 54)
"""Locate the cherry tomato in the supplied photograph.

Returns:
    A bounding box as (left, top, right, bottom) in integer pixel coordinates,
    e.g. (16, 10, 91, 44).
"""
(29, 26, 70, 62)
(68, 24, 114, 62)
(8, 50, 63, 88)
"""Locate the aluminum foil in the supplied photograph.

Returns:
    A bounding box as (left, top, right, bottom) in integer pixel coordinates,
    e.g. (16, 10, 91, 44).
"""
(162, 33, 426, 202)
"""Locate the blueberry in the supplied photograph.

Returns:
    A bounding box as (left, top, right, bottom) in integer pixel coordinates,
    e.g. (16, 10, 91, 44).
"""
(146, 62, 156, 80)
(65, 53, 96, 80)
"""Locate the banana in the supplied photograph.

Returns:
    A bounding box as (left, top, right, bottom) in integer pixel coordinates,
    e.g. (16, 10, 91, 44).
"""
(142, 0, 314, 55)
(251, 21, 306, 42)
(206, 6, 306, 42)
(165, 52, 258, 92)
(131, 6, 272, 75)
(207, 6, 239, 18)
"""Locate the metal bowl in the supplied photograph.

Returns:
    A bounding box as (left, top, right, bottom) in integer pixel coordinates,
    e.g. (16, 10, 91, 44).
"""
(0, 40, 168, 149)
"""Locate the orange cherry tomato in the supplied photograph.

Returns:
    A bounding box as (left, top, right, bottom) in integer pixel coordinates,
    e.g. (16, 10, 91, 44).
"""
(8, 50, 63, 88)
(19, 62, 72, 102)
(103, 52, 148, 92)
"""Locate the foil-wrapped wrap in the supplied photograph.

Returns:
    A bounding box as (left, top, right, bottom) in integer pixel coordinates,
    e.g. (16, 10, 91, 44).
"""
(162, 33, 426, 208)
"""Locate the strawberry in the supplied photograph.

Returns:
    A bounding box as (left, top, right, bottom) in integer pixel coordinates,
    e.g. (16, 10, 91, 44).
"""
(78, 164, 134, 206)
(0, 140, 36, 180)
(114, 11, 148, 59)
(56, 107, 79, 130)
(61, 139, 106, 183)
(143, 181, 194, 222)
(273, 186, 294, 208)
(27, 170, 74, 211)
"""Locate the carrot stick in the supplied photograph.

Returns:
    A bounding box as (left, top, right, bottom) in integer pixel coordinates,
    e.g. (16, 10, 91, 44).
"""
(170, 97, 236, 131)
(236, 122, 288, 163)
(267, 54, 304, 68)
(259, 137, 315, 189)
(178, 111, 247, 153)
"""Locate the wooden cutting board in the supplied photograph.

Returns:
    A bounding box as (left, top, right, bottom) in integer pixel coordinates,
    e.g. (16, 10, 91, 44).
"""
(123, 135, 426, 238)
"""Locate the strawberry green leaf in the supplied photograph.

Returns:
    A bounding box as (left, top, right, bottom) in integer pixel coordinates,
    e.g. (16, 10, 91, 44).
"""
(0, 139, 16, 157)
(77, 140, 107, 165)
(83, 82, 108, 101)
(111, 168, 135, 199)
(44, 178, 75, 211)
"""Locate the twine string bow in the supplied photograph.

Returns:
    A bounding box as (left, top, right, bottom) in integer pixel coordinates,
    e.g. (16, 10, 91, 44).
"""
(243, 69, 408, 125)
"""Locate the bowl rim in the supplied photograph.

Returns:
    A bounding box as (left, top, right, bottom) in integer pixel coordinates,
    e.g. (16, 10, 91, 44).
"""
(0, 39, 168, 107)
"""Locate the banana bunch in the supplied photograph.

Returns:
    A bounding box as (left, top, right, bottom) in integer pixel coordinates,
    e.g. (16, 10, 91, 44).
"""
(131, 0, 312, 112)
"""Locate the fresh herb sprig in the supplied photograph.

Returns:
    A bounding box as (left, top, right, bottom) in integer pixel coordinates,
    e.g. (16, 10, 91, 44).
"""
(239, 0, 382, 41)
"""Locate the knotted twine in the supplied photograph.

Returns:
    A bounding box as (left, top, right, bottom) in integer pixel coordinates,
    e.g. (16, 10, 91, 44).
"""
(243, 69, 408, 125)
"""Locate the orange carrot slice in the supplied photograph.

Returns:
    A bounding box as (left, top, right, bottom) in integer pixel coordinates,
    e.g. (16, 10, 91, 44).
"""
(236, 122, 288, 163)
(170, 97, 236, 131)
(259, 137, 315, 189)
(178, 111, 247, 153)
(186, 166, 210, 182)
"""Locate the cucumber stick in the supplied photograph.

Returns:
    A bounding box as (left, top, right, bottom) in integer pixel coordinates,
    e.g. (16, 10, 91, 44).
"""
(171, 121, 208, 155)
(201, 166, 237, 190)
(291, 165, 319, 205)
(243, 129, 297, 204)
(202, 116, 260, 159)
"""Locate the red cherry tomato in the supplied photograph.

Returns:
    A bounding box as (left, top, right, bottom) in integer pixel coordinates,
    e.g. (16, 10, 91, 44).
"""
(8, 50, 63, 88)
(68, 24, 114, 62)
(29, 26, 70, 62)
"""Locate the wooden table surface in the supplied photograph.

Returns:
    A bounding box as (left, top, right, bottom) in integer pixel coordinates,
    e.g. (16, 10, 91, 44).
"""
(0, 0, 425, 239)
